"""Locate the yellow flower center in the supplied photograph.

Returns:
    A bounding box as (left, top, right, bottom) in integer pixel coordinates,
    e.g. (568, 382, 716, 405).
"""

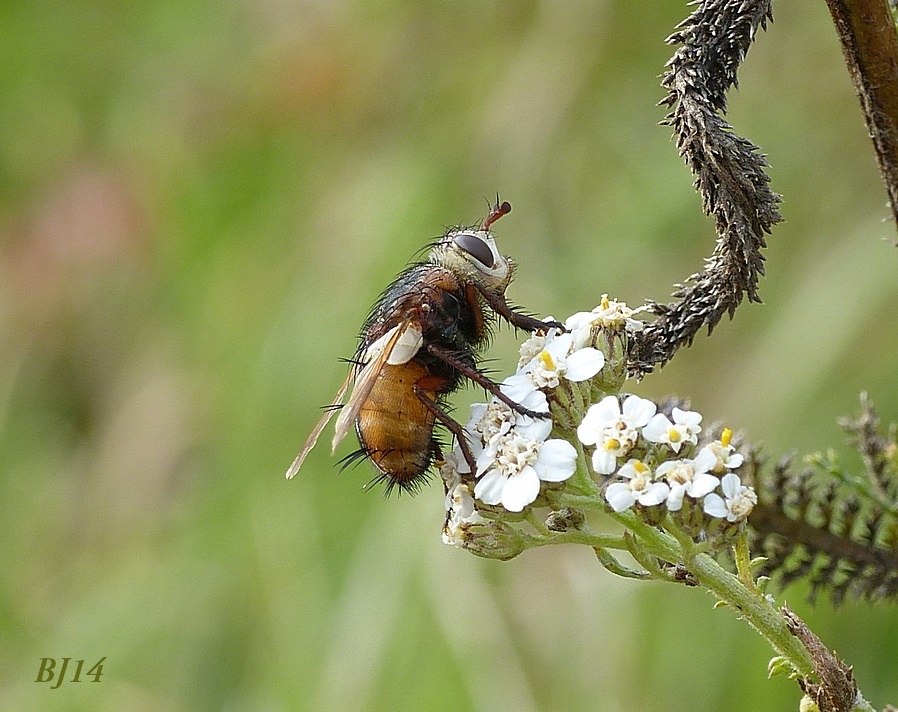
(721, 427, 732, 448)
(539, 350, 556, 370)
(600, 295, 610, 310)
(632, 459, 649, 475)
(604, 438, 621, 452)
(668, 428, 681, 443)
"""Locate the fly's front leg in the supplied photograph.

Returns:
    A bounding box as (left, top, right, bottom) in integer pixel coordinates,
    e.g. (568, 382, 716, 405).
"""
(425, 343, 551, 420)
(475, 284, 565, 333)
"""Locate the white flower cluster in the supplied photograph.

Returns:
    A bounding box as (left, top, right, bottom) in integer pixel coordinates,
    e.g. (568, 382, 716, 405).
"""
(501, 325, 605, 402)
(441, 452, 485, 547)
(565, 294, 646, 336)
(577, 395, 755, 522)
(441, 297, 757, 549)
(441, 317, 606, 518)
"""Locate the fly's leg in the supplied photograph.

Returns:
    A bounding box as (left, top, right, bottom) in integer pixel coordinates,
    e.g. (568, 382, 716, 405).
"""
(474, 284, 566, 333)
(425, 343, 551, 420)
(412, 382, 479, 477)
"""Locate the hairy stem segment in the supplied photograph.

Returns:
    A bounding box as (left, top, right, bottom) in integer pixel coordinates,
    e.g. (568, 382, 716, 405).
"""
(546, 493, 817, 676)
(611, 508, 816, 676)
(629, 0, 781, 377)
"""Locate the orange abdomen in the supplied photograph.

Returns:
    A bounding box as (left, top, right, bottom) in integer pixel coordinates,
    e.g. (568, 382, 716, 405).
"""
(356, 361, 437, 484)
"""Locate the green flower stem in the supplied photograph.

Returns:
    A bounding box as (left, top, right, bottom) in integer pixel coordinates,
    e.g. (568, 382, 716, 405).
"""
(524, 509, 551, 536)
(546, 492, 816, 676)
(609, 510, 682, 560)
(622, 531, 667, 579)
(523, 528, 628, 551)
(594, 544, 651, 580)
(733, 532, 757, 592)
(619, 510, 814, 675)
(683, 549, 815, 676)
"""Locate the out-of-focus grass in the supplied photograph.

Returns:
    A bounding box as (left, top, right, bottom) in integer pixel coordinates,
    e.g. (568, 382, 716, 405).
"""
(1, 1, 897, 710)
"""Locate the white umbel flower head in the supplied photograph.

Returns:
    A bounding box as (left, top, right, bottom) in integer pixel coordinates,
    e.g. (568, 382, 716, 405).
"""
(503, 332, 604, 401)
(577, 394, 657, 474)
(655, 447, 721, 511)
(565, 294, 646, 347)
(439, 448, 466, 491)
(442, 482, 486, 547)
(468, 389, 551, 445)
(516, 319, 562, 370)
(703, 473, 758, 522)
(642, 407, 703, 454)
(605, 459, 670, 512)
(700, 428, 744, 474)
(474, 432, 577, 513)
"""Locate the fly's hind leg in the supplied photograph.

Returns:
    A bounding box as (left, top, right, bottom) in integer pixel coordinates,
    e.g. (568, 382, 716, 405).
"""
(412, 379, 479, 477)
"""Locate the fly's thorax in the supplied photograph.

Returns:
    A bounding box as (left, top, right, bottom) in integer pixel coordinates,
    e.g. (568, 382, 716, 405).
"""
(430, 228, 515, 295)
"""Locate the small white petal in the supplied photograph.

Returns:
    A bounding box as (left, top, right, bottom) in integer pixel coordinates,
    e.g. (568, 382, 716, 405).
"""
(672, 407, 702, 427)
(642, 413, 671, 442)
(654, 465, 672, 483)
(592, 395, 623, 422)
(546, 332, 575, 357)
(606, 483, 636, 512)
(692, 446, 718, 474)
(468, 402, 487, 421)
(571, 326, 592, 350)
(721, 472, 742, 498)
(501, 374, 537, 402)
(616, 459, 644, 480)
(565, 311, 596, 331)
(473, 469, 506, 505)
(666, 484, 687, 511)
(577, 396, 620, 446)
(563, 348, 605, 381)
(501, 466, 541, 512)
(689, 472, 721, 498)
(725, 453, 744, 469)
(533, 439, 577, 482)
(576, 421, 599, 447)
(518, 388, 550, 415)
(591, 449, 618, 475)
(703, 493, 728, 518)
(622, 395, 657, 427)
(475, 444, 498, 476)
(638, 482, 670, 506)
(516, 416, 553, 443)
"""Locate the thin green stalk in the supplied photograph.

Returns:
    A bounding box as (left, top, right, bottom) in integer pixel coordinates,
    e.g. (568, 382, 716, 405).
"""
(523, 528, 628, 550)
(683, 550, 815, 676)
(564, 500, 815, 675)
(733, 533, 757, 592)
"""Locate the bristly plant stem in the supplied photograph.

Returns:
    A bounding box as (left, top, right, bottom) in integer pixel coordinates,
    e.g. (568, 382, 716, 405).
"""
(685, 552, 816, 676)
(628, 0, 781, 377)
(612, 509, 816, 676)
(551, 497, 818, 676)
(824, 0, 898, 234)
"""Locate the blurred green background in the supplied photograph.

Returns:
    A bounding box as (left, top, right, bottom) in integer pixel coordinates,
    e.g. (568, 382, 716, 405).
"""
(1, 0, 897, 710)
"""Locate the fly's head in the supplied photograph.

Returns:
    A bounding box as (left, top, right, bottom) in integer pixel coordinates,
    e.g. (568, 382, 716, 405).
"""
(430, 200, 516, 295)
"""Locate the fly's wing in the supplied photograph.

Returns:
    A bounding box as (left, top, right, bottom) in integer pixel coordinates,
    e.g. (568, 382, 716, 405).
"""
(284, 318, 423, 481)
(285, 371, 353, 479)
(330, 318, 423, 452)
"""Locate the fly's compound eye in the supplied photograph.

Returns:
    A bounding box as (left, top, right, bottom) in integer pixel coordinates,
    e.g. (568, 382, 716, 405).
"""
(453, 232, 495, 269)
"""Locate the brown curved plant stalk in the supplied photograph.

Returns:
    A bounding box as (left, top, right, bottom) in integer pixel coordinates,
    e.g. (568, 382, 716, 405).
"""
(628, 0, 781, 377)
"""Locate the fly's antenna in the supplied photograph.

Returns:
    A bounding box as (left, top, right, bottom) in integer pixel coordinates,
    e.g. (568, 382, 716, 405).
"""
(481, 199, 511, 232)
